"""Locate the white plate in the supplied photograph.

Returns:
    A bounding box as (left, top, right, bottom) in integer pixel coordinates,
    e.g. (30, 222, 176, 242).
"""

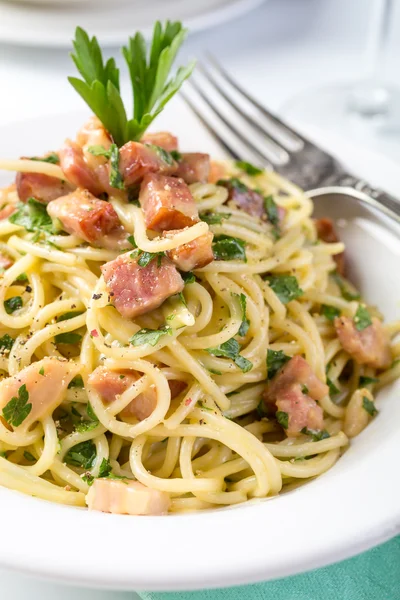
(0, 0, 265, 47)
(0, 105, 399, 591)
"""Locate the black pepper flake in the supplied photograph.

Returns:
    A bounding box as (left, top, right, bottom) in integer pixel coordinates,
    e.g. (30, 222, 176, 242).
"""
(25, 286, 32, 293)
(92, 293, 102, 300)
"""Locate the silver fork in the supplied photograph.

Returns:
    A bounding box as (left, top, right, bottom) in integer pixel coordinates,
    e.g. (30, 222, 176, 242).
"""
(180, 56, 400, 224)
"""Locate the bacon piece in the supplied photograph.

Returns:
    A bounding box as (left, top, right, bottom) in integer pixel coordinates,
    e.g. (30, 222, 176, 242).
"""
(0, 253, 13, 270)
(47, 189, 120, 244)
(166, 230, 214, 271)
(264, 356, 329, 403)
(16, 171, 73, 205)
(101, 252, 184, 319)
(315, 218, 345, 276)
(119, 142, 177, 187)
(0, 357, 79, 429)
(219, 179, 285, 224)
(0, 187, 18, 220)
(76, 116, 112, 171)
(59, 140, 103, 196)
(86, 478, 170, 515)
(88, 367, 187, 420)
(139, 173, 199, 232)
(275, 383, 324, 437)
(209, 161, 227, 184)
(175, 153, 210, 184)
(263, 356, 327, 437)
(141, 132, 178, 152)
(334, 316, 391, 369)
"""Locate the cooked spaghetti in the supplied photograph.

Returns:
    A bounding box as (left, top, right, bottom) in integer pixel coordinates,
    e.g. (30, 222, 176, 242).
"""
(0, 22, 398, 515)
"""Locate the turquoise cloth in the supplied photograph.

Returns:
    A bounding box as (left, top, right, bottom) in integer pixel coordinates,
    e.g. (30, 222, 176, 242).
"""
(139, 536, 400, 600)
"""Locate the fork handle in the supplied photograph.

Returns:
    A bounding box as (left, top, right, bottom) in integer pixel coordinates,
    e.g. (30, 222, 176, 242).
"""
(334, 174, 400, 220)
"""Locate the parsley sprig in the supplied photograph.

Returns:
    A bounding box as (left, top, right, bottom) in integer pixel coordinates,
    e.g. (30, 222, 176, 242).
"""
(69, 23, 195, 146)
(2, 384, 32, 427)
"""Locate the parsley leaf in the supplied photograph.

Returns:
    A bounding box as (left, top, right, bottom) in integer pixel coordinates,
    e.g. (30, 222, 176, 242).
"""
(109, 144, 124, 189)
(321, 305, 341, 322)
(137, 251, 165, 268)
(2, 384, 32, 427)
(0, 334, 14, 351)
(301, 428, 330, 441)
(359, 376, 380, 387)
(55, 332, 82, 344)
(23, 451, 36, 461)
(9, 197, 54, 234)
(264, 195, 280, 229)
(232, 292, 250, 337)
(180, 271, 196, 284)
(69, 23, 195, 145)
(235, 161, 263, 176)
(15, 272, 28, 282)
(217, 177, 248, 193)
(98, 457, 112, 478)
(87, 145, 112, 158)
(68, 375, 84, 389)
(65, 440, 96, 469)
(145, 144, 175, 166)
(200, 212, 231, 225)
(206, 338, 253, 373)
(276, 410, 289, 429)
(57, 311, 84, 322)
(129, 325, 172, 347)
(212, 235, 246, 262)
(331, 272, 360, 301)
(362, 396, 378, 417)
(170, 150, 182, 161)
(354, 305, 372, 331)
(267, 349, 290, 380)
(28, 153, 60, 164)
(4, 296, 23, 314)
(327, 377, 340, 397)
(265, 274, 303, 304)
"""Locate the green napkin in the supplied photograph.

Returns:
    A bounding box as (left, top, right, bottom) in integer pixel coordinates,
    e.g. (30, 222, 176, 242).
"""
(139, 536, 399, 600)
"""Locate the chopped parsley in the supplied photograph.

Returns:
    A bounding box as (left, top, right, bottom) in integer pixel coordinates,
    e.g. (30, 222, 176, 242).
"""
(57, 311, 84, 322)
(321, 304, 341, 322)
(217, 177, 248, 193)
(301, 428, 330, 441)
(146, 144, 175, 166)
(127, 234, 137, 247)
(257, 400, 268, 419)
(362, 396, 378, 417)
(207, 367, 222, 375)
(180, 271, 196, 284)
(38, 367, 45, 376)
(331, 272, 360, 301)
(2, 384, 32, 427)
(0, 334, 14, 351)
(359, 376, 380, 387)
(15, 272, 28, 282)
(65, 440, 96, 469)
(265, 274, 303, 304)
(68, 375, 84, 389)
(206, 338, 253, 373)
(235, 160, 263, 176)
(4, 296, 23, 314)
(129, 325, 172, 347)
(87, 145, 112, 158)
(137, 251, 165, 268)
(55, 332, 83, 345)
(327, 377, 340, 397)
(212, 235, 246, 262)
(264, 195, 280, 237)
(170, 150, 182, 161)
(109, 144, 124, 189)
(200, 212, 231, 225)
(28, 153, 60, 164)
(267, 349, 290, 380)
(354, 305, 372, 331)
(276, 410, 289, 429)
(233, 292, 250, 337)
(23, 451, 36, 461)
(9, 197, 54, 234)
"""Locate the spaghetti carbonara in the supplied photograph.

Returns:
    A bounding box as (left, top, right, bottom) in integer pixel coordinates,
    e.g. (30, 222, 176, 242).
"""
(0, 119, 398, 516)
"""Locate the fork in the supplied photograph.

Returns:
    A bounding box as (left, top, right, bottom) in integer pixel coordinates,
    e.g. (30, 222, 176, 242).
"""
(180, 56, 400, 223)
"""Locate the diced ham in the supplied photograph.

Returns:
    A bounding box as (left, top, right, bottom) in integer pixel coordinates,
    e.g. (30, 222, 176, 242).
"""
(0, 253, 13, 270)
(101, 252, 184, 319)
(316, 218, 345, 276)
(208, 160, 227, 184)
(139, 173, 199, 232)
(275, 383, 324, 437)
(119, 142, 177, 187)
(264, 355, 329, 403)
(0, 188, 18, 220)
(16, 171, 73, 204)
(219, 178, 285, 223)
(263, 356, 327, 437)
(334, 316, 391, 369)
(141, 132, 178, 152)
(0, 357, 79, 429)
(86, 478, 170, 515)
(166, 230, 214, 271)
(76, 116, 112, 171)
(47, 189, 120, 244)
(175, 153, 210, 184)
(88, 367, 187, 420)
(59, 140, 103, 197)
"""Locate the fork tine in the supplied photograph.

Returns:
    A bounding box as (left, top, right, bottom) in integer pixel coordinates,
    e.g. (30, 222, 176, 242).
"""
(187, 77, 274, 168)
(180, 90, 240, 160)
(207, 54, 306, 147)
(198, 61, 291, 161)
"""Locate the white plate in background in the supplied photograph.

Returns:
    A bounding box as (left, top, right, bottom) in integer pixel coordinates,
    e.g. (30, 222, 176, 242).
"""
(0, 0, 266, 47)
(0, 104, 399, 591)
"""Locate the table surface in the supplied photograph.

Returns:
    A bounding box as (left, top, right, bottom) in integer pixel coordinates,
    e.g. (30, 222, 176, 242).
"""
(0, 0, 399, 596)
